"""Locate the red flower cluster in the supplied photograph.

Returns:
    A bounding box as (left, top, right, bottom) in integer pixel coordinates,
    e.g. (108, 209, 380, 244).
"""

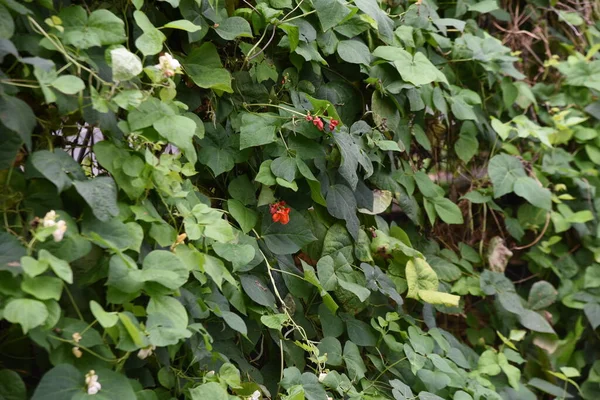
(329, 119, 339, 131)
(270, 201, 290, 224)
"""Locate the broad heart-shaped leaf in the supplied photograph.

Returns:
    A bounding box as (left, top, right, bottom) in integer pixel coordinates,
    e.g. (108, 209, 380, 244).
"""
(135, 28, 166, 56)
(488, 154, 526, 198)
(30, 150, 86, 193)
(153, 115, 198, 164)
(147, 295, 191, 346)
(354, 0, 394, 42)
(313, 0, 351, 31)
(21, 276, 63, 301)
(110, 47, 143, 81)
(59, 6, 126, 49)
(73, 177, 119, 222)
(0, 369, 26, 400)
(0, 93, 36, 150)
(455, 129, 478, 162)
(38, 249, 73, 283)
(3, 298, 48, 333)
(90, 300, 119, 328)
(337, 40, 372, 65)
(50, 75, 85, 94)
(318, 337, 343, 366)
(240, 274, 277, 309)
(227, 199, 258, 234)
(239, 112, 280, 149)
(261, 210, 316, 255)
(184, 42, 233, 93)
(373, 47, 447, 86)
(406, 258, 438, 299)
(189, 382, 229, 400)
(527, 280, 557, 310)
(343, 341, 367, 380)
(140, 250, 189, 292)
(221, 310, 248, 335)
(215, 17, 253, 40)
(31, 364, 136, 400)
(513, 177, 551, 210)
(431, 197, 464, 224)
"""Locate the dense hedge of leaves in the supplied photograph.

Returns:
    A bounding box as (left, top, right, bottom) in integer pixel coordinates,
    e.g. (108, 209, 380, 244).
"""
(1, 0, 600, 399)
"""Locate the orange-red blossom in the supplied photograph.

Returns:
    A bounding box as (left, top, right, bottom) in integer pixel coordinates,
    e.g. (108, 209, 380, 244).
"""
(270, 201, 291, 225)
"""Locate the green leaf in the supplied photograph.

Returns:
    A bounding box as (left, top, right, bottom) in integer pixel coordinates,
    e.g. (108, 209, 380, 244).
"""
(215, 17, 252, 40)
(153, 115, 198, 164)
(140, 250, 189, 292)
(527, 281, 557, 310)
(73, 177, 120, 222)
(343, 341, 367, 379)
(0, 93, 36, 150)
(227, 199, 258, 234)
(219, 363, 241, 388)
(50, 75, 84, 94)
(373, 47, 447, 86)
(59, 6, 126, 49)
(0, 369, 26, 400)
(488, 154, 526, 198)
(32, 365, 136, 400)
(317, 256, 338, 291)
(0, 232, 26, 276)
(136, 28, 166, 55)
(240, 274, 277, 309)
(468, 0, 499, 13)
(337, 40, 371, 65)
(406, 258, 438, 299)
(189, 382, 229, 400)
(318, 337, 343, 366)
(431, 197, 464, 224)
(147, 295, 191, 346)
(498, 352, 521, 389)
(313, 0, 351, 31)
(90, 300, 119, 328)
(21, 276, 63, 301)
(513, 177, 551, 210)
(455, 130, 478, 163)
(30, 150, 86, 193)
(262, 210, 316, 255)
(527, 378, 573, 399)
(239, 113, 280, 149)
(0, 5, 14, 39)
(417, 290, 460, 307)
(326, 184, 360, 240)
(221, 310, 248, 335)
(162, 19, 202, 32)
(584, 303, 600, 330)
(213, 242, 256, 272)
(478, 350, 501, 376)
(110, 47, 143, 81)
(4, 298, 48, 333)
(261, 313, 289, 330)
(184, 42, 233, 92)
(39, 249, 73, 283)
(354, 0, 394, 42)
(344, 316, 376, 346)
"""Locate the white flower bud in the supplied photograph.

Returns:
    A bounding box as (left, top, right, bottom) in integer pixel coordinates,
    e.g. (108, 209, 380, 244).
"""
(87, 381, 101, 395)
(250, 390, 261, 400)
(137, 345, 155, 360)
(72, 347, 82, 358)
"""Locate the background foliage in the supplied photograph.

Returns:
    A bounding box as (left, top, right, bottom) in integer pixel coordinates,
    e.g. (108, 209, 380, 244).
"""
(1, 0, 600, 399)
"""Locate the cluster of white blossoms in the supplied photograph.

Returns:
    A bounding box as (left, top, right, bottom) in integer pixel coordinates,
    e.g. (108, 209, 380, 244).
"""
(137, 344, 156, 360)
(155, 53, 181, 77)
(85, 370, 101, 395)
(42, 210, 67, 242)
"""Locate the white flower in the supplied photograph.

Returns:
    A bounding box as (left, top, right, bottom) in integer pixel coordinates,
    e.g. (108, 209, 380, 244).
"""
(250, 390, 261, 400)
(72, 332, 82, 343)
(52, 220, 67, 242)
(87, 381, 101, 395)
(318, 372, 327, 382)
(72, 347, 82, 358)
(137, 345, 156, 360)
(43, 210, 57, 227)
(85, 370, 101, 395)
(155, 53, 181, 77)
(205, 370, 215, 378)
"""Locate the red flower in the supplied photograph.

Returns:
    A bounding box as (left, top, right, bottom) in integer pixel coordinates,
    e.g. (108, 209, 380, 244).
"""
(270, 201, 291, 225)
(329, 119, 339, 131)
(305, 113, 313, 121)
(313, 117, 324, 131)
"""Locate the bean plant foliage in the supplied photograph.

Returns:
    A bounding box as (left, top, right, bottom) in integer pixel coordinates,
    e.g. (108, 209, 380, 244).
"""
(1, 0, 600, 398)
